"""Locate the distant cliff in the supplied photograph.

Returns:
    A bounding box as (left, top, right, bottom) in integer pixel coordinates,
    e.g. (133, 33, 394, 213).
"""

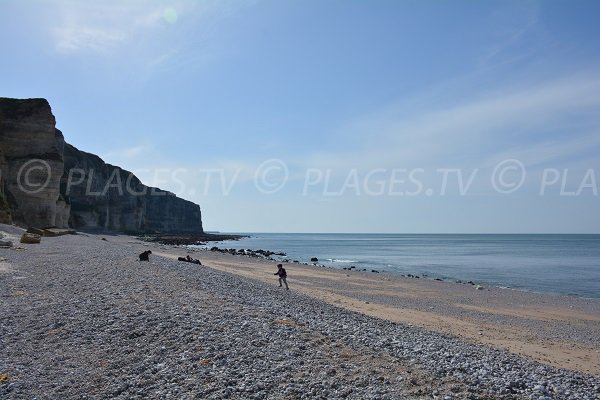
(0, 97, 203, 234)
(62, 144, 203, 233)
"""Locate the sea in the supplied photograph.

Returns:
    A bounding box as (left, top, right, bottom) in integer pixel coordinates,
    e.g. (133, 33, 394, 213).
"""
(200, 233, 600, 299)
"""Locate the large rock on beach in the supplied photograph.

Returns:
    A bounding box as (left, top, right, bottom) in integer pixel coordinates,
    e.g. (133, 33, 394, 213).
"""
(20, 232, 41, 244)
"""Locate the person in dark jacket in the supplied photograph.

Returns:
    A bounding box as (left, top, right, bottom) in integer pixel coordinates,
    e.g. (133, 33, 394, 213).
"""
(274, 264, 289, 290)
(139, 250, 152, 261)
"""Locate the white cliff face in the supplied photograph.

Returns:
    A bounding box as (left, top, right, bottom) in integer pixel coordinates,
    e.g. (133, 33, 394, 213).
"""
(54, 197, 70, 228)
(0, 98, 68, 228)
(0, 97, 204, 233)
(62, 143, 203, 234)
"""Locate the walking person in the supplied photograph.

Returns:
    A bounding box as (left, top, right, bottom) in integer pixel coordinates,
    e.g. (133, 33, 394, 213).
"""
(274, 264, 289, 290)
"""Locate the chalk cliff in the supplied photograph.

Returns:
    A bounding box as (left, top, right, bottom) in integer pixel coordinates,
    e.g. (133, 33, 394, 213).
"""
(0, 97, 203, 233)
(0, 98, 69, 227)
(62, 144, 203, 233)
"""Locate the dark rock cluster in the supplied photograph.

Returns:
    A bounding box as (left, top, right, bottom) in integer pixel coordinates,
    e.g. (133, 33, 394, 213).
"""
(209, 246, 286, 260)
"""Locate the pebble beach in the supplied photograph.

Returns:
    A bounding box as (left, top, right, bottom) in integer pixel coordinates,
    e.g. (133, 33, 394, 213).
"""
(1, 230, 599, 399)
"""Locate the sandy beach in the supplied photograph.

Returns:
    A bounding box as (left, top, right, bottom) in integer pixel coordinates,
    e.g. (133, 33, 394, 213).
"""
(1, 230, 599, 399)
(174, 246, 600, 376)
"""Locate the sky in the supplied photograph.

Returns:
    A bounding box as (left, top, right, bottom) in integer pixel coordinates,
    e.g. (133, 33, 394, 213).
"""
(1, 0, 600, 233)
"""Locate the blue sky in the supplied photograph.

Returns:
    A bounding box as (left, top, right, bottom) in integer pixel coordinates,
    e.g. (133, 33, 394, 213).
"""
(2, 0, 599, 233)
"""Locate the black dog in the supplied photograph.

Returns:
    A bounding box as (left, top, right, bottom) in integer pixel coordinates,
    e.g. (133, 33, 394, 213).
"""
(139, 250, 152, 261)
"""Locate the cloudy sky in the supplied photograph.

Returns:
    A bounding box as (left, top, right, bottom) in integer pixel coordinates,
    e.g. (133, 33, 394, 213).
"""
(2, 0, 599, 233)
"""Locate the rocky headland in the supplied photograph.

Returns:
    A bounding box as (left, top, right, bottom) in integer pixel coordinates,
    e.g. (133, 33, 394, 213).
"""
(0, 97, 203, 235)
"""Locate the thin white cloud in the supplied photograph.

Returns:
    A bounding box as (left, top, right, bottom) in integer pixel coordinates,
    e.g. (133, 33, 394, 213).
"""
(148, 49, 179, 67)
(478, 1, 541, 68)
(52, 2, 166, 53)
(300, 73, 600, 174)
(49, 0, 257, 55)
(102, 144, 153, 162)
(489, 131, 600, 170)
(46, 0, 261, 84)
(55, 26, 126, 53)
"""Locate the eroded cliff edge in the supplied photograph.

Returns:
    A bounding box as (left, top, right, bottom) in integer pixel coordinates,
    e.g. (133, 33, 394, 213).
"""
(0, 97, 203, 234)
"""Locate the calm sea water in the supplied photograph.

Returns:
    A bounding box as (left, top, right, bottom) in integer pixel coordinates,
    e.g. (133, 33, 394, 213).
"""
(202, 233, 600, 298)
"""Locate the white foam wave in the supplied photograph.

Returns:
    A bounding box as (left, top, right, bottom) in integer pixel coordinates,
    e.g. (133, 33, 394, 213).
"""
(327, 258, 357, 263)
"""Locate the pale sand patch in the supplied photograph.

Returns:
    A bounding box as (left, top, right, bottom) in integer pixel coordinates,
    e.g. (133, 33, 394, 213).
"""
(456, 303, 600, 323)
(112, 237, 600, 376)
(0, 261, 13, 273)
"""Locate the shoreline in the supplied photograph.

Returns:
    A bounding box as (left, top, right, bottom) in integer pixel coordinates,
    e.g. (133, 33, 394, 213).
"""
(195, 242, 600, 301)
(1, 231, 599, 399)
(178, 242, 600, 376)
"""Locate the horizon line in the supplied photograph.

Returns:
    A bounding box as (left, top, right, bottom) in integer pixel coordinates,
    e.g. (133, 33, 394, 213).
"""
(208, 231, 600, 235)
